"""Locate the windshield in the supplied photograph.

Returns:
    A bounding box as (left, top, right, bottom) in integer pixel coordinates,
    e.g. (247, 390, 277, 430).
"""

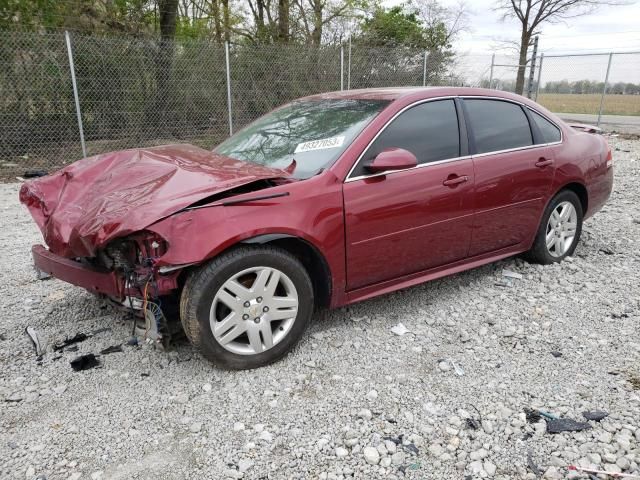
(214, 98, 390, 179)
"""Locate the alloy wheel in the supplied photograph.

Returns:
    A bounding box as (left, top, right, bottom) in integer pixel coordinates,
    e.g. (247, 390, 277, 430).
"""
(546, 201, 578, 257)
(210, 266, 298, 355)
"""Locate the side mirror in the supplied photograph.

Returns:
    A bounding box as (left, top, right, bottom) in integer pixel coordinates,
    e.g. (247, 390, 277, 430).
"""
(366, 147, 417, 174)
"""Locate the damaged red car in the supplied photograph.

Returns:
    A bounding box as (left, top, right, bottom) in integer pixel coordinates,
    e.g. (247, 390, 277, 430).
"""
(20, 87, 613, 369)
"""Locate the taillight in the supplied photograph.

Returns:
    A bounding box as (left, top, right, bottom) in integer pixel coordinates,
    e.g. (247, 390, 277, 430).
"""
(605, 148, 613, 169)
(602, 137, 613, 169)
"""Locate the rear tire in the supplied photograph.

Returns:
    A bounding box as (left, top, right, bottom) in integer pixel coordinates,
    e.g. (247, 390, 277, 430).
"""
(180, 246, 314, 369)
(525, 190, 583, 264)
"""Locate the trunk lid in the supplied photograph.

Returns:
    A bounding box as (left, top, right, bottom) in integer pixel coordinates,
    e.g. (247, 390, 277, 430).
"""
(20, 144, 288, 258)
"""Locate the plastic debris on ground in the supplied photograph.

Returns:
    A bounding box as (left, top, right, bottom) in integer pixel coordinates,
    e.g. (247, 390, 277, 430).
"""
(582, 410, 608, 422)
(568, 465, 640, 479)
(390, 323, 409, 336)
(70, 354, 100, 372)
(439, 358, 465, 376)
(53, 327, 111, 352)
(25, 326, 44, 358)
(527, 449, 542, 477)
(100, 345, 123, 355)
(550, 350, 563, 358)
(502, 269, 523, 280)
(546, 417, 592, 434)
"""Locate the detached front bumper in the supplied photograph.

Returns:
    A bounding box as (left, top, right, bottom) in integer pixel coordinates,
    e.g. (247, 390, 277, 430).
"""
(32, 244, 124, 299)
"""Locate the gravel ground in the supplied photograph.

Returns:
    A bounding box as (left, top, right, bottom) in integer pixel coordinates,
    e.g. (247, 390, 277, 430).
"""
(1, 137, 639, 480)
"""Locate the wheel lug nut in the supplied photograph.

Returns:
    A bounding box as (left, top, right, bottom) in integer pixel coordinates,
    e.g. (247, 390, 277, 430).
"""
(254, 317, 260, 323)
(243, 301, 250, 308)
(242, 314, 249, 320)
(257, 297, 263, 303)
(263, 306, 269, 312)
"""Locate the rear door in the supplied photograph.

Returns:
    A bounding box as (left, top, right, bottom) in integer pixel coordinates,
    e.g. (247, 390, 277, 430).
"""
(463, 98, 557, 256)
(343, 99, 475, 290)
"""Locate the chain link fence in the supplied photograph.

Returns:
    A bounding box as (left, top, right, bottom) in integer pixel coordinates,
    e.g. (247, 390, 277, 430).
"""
(1, 31, 639, 177)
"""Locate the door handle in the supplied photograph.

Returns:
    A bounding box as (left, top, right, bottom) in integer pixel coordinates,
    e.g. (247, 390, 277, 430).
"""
(535, 158, 553, 168)
(442, 175, 469, 187)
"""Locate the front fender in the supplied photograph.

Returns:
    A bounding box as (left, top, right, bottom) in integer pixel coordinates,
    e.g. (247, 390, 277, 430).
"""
(146, 179, 347, 306)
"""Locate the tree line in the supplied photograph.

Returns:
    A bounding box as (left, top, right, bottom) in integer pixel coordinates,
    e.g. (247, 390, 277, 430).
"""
(1, 0, 467, 52)
(479, 78, 640, 95)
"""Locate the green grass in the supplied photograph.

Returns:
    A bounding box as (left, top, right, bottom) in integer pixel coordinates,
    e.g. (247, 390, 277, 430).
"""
(537, 93, 640, 116)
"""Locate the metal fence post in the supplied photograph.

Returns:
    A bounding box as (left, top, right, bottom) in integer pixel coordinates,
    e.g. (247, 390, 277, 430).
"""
(347, 37, 352, 90)
(534, 53, 544, 101)
(340, 45, 344, 91)
(225, 41, 233, 136)
(597, 53, 613, 127)
(422, 51, 428, 86)
(65, 31, 86, 158)
(526, 36, 538, 99)
(488, 54, 495, 89)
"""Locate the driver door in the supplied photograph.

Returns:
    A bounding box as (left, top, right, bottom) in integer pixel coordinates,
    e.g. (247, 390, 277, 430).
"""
(343, 99, 475, 290)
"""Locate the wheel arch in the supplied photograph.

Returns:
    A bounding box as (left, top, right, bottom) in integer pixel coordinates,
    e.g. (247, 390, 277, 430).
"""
(555, 181, 588, 215)
(240, 234, 332, 309)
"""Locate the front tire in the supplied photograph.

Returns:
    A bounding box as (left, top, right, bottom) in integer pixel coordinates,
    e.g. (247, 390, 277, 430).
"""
(526, 190, 583, 264)
(180, 246, 314, 369)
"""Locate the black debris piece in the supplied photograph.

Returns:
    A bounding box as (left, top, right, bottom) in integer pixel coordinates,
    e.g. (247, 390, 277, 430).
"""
(403, 443, 419, 455)
(598, 247, 615, 255)
(527, 450, 542, 477)
(54, 328, 111, 352)
(141, 372, 150, 377)
(70, 354, 100, 371)
(127, 337, 139, 346)
(550, 351, 563, 358)
(546, 418, 592, 434)
(383, 435, 403, 445)
(583, 410, 608, 422)
(23, 170, 48, 178)
(522, 432, 533, 441)
(100, 345, 123, 355)
(53, 333, 88, 352)
(398, 466, 406, 475)
(524, 408, 541, 424)
(466, 417, 480, 430)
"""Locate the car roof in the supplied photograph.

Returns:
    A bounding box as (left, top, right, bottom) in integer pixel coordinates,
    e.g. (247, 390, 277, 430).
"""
(301, 86, 532, 104)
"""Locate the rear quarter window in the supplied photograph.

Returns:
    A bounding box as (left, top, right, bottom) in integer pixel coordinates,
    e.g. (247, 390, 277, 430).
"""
(465, 99, 533, 154)
(529, 109, 562, 143)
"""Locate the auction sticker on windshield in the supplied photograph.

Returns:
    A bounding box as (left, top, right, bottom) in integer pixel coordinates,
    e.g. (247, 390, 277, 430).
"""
(294, 136, 345, 153)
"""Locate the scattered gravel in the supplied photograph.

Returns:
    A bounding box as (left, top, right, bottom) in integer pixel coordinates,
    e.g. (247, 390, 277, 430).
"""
(1, 136, 639, 480)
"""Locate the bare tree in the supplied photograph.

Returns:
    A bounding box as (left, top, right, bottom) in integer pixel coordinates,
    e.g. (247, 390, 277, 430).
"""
(496, 0, 627, 95)
(410, 0, 469, 46)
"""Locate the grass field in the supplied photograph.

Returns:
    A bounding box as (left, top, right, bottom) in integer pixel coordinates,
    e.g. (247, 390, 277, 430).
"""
(537, 93, 640, 116)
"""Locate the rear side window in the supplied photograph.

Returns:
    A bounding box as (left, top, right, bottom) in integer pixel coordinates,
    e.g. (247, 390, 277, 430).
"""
(529, 109, 561, 144)
(465, 99, 533, 154)
(352, 99, 460, 177)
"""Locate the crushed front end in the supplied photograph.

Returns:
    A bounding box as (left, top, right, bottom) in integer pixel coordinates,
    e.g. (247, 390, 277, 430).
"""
(31, 231, 183, 346)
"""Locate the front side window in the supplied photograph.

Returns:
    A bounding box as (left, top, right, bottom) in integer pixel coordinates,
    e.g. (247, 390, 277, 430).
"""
(214, 99, 389, 179)
(464, 99, 533, 154)
(529, 109, 562, 144)
(351, 99, 460, 177)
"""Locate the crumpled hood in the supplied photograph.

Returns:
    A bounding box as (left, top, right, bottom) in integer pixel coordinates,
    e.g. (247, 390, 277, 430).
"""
(20, 144, 287, 258)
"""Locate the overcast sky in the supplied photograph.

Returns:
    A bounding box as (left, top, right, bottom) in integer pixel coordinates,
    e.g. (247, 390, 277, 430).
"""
(385, 0, 640, 83)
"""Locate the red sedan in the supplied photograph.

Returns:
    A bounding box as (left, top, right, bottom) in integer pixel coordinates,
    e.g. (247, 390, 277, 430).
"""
(20, 87, 613, 369)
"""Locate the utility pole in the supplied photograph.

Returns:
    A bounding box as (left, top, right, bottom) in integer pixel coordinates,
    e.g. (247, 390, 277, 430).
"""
(526, 36, 539, 99)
